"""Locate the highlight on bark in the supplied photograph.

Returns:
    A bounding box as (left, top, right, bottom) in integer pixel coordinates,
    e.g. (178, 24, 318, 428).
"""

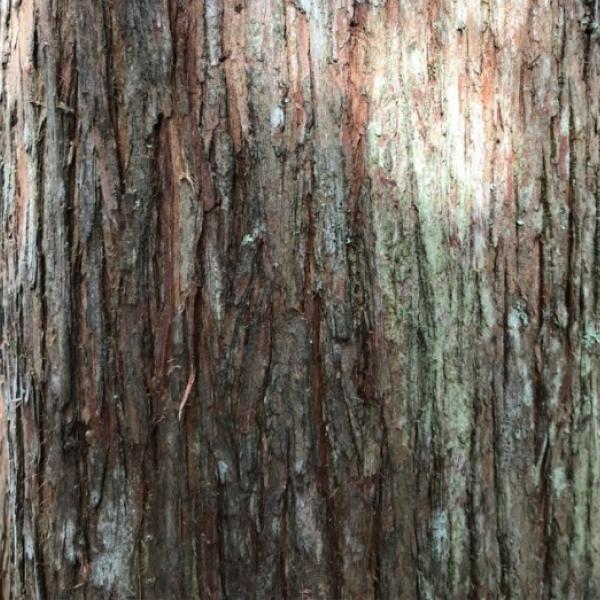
(1, 0, 599, 598)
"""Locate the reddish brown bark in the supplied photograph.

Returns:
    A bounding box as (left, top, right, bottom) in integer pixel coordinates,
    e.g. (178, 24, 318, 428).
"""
(1, 1, 599, 598)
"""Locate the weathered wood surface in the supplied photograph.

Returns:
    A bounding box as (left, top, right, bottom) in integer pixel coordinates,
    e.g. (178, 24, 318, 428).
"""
(1, 0, 599, 598)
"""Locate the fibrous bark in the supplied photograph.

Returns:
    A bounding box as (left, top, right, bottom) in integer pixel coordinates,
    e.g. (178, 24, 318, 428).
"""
(1, 0, 599, 598)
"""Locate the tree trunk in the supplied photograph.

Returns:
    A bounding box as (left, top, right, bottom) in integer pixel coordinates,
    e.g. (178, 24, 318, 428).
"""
(1, 1, 599, 598)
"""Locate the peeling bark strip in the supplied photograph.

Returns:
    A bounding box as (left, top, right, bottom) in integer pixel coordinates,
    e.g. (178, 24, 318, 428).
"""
(1, 0, 599, 598)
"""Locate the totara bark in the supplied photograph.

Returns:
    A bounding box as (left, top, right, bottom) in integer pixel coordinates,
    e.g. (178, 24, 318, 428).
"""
(1, 0, 599, 598)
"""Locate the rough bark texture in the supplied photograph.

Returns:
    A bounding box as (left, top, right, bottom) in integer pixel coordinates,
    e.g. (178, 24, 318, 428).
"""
(1, 0, 600, 598)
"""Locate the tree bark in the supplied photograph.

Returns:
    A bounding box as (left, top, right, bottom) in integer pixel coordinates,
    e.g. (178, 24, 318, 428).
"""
(1, 0, 599, 598)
